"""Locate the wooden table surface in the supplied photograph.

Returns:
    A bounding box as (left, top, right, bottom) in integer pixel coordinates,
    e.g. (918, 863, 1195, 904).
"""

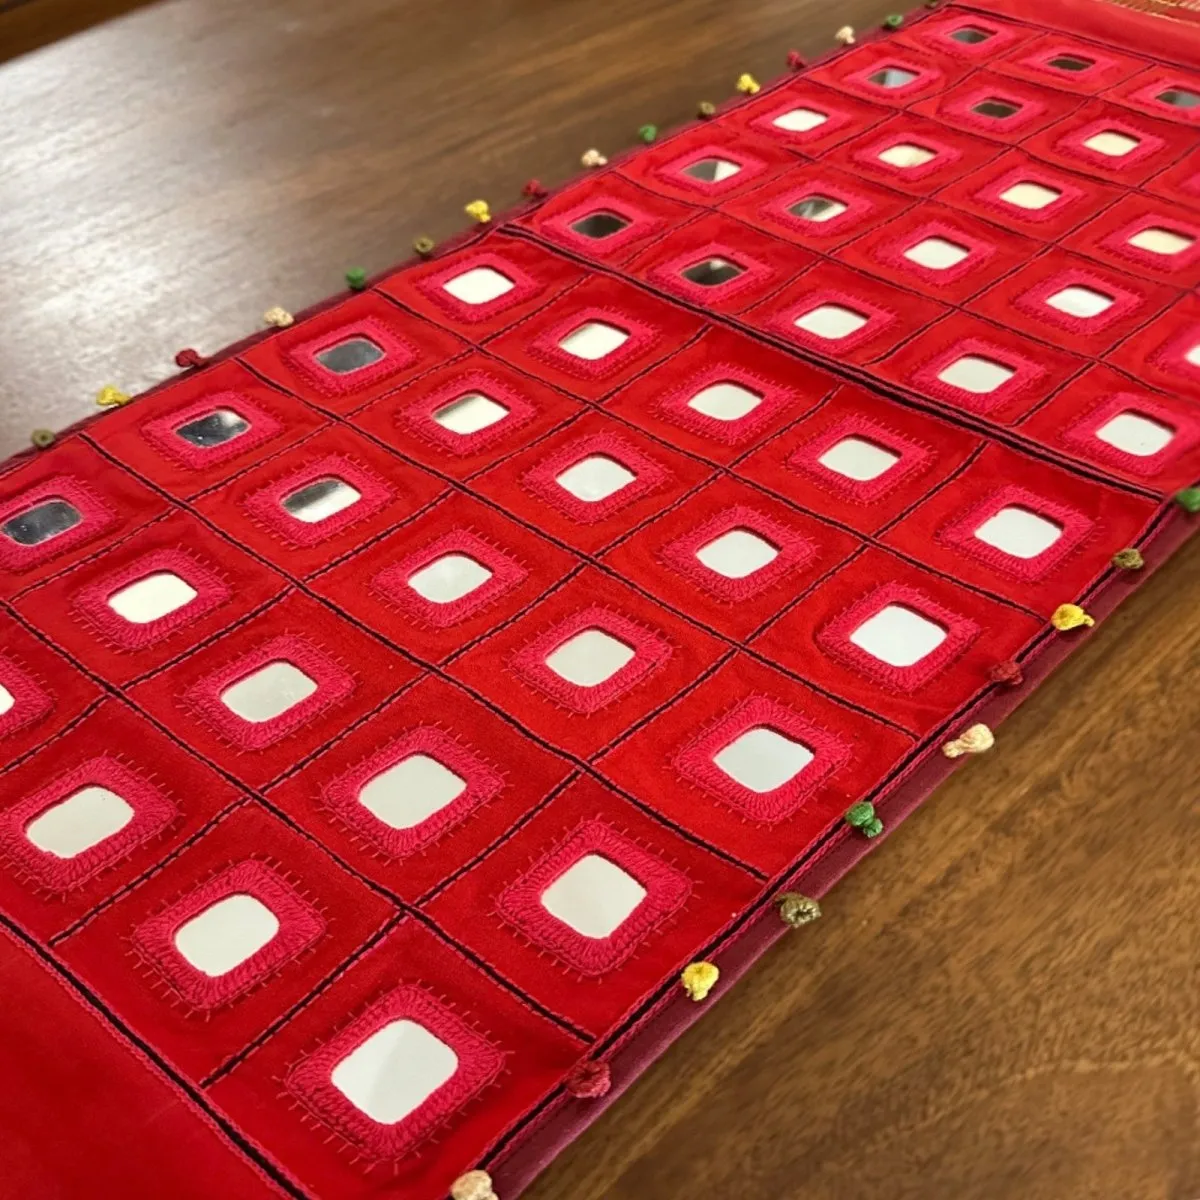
(2, 3, 1198, 1198)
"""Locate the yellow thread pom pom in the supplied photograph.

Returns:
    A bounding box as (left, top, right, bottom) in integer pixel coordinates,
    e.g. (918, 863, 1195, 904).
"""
(450, 1170, 497, 1200)
(96, 385, 131, 409)
(779, 893, 822, 927)
(464, 200, 492, 224)
(263, 306, 294, 328)
(835, 25, 856, 45)
(942, 723, 995, 759)
(736, 73, 761, 95)
(1051, 603, 1094, 632)
(581, 148, 608, 168)
(681, 961, 719, 1001)
(1111, 548, 1144, 570)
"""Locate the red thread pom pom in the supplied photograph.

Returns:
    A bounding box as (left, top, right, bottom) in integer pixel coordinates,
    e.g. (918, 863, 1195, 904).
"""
(566, 1060, 611, 1099)
(522, 179, 549, 200)
(787, 50, 806, 70)
(175, 348, 205, 369)
(989, 660, 1023, 687)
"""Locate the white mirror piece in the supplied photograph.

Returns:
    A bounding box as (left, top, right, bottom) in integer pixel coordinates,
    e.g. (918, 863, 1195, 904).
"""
(695, 528, 779, 579)
(25, 787, 135, 859)
(107, 572, 199, 625)
(173, 894, 280, 977)
(555, 455, 635, 503)
(937, 356, 1016, 394)
(850, 604, 947, 667)
(220, 662, 318, 723)
(818, 436, 900, 481)
(541, 854, 647, 938)
(407, 554, 493, 604)
(877, 143, 935, 168)
(686, 382, 761, 421)
(358, 755, 467, 830)
(558, 322, 629, 361)
(1094, 412, 1174, 457)
(904, 237, 970, 270)
(442, 267, 515, 305)
(281, 478, 362, 524)
(432, 393, 509, 435)
(974, 506, 1063, 559)
(998, 182, 1060, 210)
(714, 727, 815, 793)
(545, 629, 635, 687)
(794, 305, 868, 340)
(1045, 286, 1114, 319)
(773, 107, 828, 132)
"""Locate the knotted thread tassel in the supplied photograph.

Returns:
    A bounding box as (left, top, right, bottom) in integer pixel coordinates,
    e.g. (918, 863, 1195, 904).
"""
(989, 660, 1023, 687)
(581, 148, 608, 168)
(450, 1170, 497, 1200)
(736, 73, 761, 95)
(263, 306, 294, 328)
(566, 1060, 611, 1099)
(345, 267, 368, 290)
(787, 50, 806, 70)
(638, 124, 658, 143)
(835, 25, 856, 45)
(681, 961, 719, 1001)
(883, 12, 904, 27)
(1175, 486, 1200, 513)
(1051, 603, 1094, 632)
(844, 801, 883, 838)
(521, 179, 548, 199)
(174, 348, 205, 369)
(413, 235, 436, 256)
(96, 385, 131, 408)
(943, 723, 994, 759)
(464, 200, 491, 224)
(1111, 548, 1144, 570)
(778, 893, 822, 927)
(30, 429, 55, 449)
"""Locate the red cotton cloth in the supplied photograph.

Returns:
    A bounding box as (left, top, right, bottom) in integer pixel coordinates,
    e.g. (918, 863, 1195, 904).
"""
(1, 0, 1199, 1196)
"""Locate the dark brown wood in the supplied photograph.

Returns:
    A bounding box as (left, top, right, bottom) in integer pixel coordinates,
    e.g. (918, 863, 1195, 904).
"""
(2, 3, 1198, 1198)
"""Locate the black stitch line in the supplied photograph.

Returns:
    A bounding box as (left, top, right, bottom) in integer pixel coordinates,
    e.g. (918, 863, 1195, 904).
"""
(48, 798, 252, 945)
(201, 910, 405, 1087)
(0, 692, 107, 776)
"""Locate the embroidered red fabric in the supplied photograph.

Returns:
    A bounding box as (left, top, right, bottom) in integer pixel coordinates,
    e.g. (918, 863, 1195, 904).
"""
(2, 1, 1199, 1196)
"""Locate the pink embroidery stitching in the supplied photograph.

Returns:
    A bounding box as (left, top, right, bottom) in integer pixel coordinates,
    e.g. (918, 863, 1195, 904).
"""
(0, 654, 54, 741)
(673, 695, 852, 823)
(284, 316, 419, 399)
(141, 391, 284, 470)
(1010, 266, 1144, 334)
(130, 859, 326, 1010)
(286, 983, 505, 1160)
(0, 757, 177, 893)
(909, 336, 1046, 415)
(71, 548, 233, 651)
(657, 143, 768, 196)
(496, 818, 692, 976)
(371, 528, 529, 628)
(541, 194, 665, 258)
(657, 505, 817, 603)
(1060, 392, 1198, 477)
(0, 476, 117, 573)
(526, 305, 659, 381)
(786, 415, 932, 501)
(396, 370, 538, 456)
(411, 251, 543, 323)
(654, 364, 793, 446)
(322, 726, 505, 859)
(646, 241, 772, 306)
(183, 634, 357, 751)
(509, 605, 673, 714)
(768, 286, 896, 355)
(815, 581, 983, 692)
(242, 453, 394, 548)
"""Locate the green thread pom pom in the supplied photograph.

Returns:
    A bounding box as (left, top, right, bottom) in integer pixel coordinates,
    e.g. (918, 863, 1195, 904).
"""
(845, 801, 883, 838)
(1176, 486, 1200, 513)
(345, 267, 368, 291)
(883, 13, 903, 27)
(638, 124, 658, 143)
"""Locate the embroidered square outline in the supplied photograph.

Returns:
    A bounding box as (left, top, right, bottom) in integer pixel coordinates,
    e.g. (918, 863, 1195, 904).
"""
(815, 581, 982, 692)
(130, 859, 326, 1010)
(843, 58, 940, 100)
(655, 143, 769, 196)
(767, 287, 897, 355)
(322, 726, 505, 859)
(140, 391, 284, 470)
(0, 476, 117, 573)
(1053, 118, 1165, 173)
(657, 505, 817, 603)
(1010, 266, 1143, 334)
(526, 305, 659, 381)
(851, 131, 962, 183)
(969, 163, 1086, 226)
(647, 241, 774, 306)
(496, 818, 692, 976)
(0, 758, 177, 893)
(785, 415, 933, 501)
(762, 178, 880, 238)
(936, 484, 1094, 581)
(521, 431, 671, 525)
(1146, 319, 1200, 386)
(183, 634, 357, 751)
(674, 695, 852, 823)
(655, 364, 796, 446)
(395, 369, 538, 457)
(748, 94, 861, 146)
(411, 251, 543, 324)
(922, 16, 1023, 58)
(938, 85, 1047, 136)
(509, 605, 672, 714)
(1127, 75, 1200, 126)
(542, 194, 667, 257)
(242, 453, 394, 548)
(870, 218, 997, 286)
(1061, 392, 1200, 477)
(286, 983, 505, 1160)
(0, 654, 53, 742)
(72, 547, 233, 651)
(370, 528, 529, 628)
(1011, 42, 1128, 85)
(909, 336, 1047, 415)
(1096, 213, 1200, 276)
(284, 315, 420, 400)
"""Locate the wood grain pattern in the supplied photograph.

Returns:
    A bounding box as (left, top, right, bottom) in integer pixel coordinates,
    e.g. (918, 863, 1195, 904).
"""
(1, 3, 1198, 1198)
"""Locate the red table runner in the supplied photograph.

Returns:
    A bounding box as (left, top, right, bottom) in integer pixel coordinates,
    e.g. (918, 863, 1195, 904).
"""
(2, 0, 1199, 1195)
